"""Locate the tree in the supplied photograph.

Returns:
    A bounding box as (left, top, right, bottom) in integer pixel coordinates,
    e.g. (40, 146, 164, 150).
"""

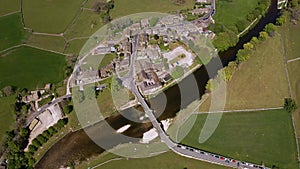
(284, 98, 297, 113)
(28, 145, 37, 152)
(236, 19, 249, 32)
(250, 37, 260, 48)
(206, 78, 220, 92)
(42, 130, 52, 139)
(32, 138, 41, 147)
(63, 105, 73, 114)
(243, 42, 254, 50)
(264, 23, 277, 36)
(259, 31, 268, 41)
(48, 126, 57, 135)
(276, 15, 286, 25)
(237, 49, 252, 62)
(36, 135, 47, 144)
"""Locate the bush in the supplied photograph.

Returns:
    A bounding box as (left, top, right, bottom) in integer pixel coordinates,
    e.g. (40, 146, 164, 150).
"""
(28, 145, 37, 152)
(32, 138, 42, 147)
(284, 98, 297, 113)
(48, 126, 58, 135)
(36, 135, 47, 144)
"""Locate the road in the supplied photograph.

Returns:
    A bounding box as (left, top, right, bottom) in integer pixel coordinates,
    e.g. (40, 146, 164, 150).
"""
(193, 0, 216, 23)
(122, 29, 268, 169)
(25, 94, 71, 127)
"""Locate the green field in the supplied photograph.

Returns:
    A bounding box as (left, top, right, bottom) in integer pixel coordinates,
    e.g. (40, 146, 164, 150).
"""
(0, 13, 27, 51)
(200, 35, 289, 111)
(213, 0, 260, 32)
(65, 38, 88, 55)
(288, 61, 300, 105)
(0, 0, 20, 16)
(64, 9, 104, 40)
(89, 152, 230, 169)
(180, 110, 298, 169)
(110, 0, 195, 19)
(26, 34, 66, 53)
(0, 95, 16, 142)
(22, 0, 84, 33)
(0, 46, 66, 89)
(278, 17, 300, 60)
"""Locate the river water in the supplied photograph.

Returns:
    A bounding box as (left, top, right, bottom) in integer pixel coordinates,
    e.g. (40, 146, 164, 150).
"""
(35, 1, 279, 168)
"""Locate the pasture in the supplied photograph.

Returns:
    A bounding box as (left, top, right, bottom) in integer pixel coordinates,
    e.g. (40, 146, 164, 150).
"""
(0, 46, 66, 89)
(180, 109, 298, 169)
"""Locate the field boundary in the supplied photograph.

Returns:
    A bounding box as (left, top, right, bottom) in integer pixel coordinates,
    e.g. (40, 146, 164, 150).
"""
(287, 57, 300, 63)
(0, 11, 21, 18)
(278, 32, 300, 167)
(195, 106, 284, 114)
(91, 158, 124, 169)
(237, 18, 258, 38)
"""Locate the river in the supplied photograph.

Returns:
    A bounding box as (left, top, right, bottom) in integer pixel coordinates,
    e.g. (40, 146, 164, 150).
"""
(35, 0, 279, 168)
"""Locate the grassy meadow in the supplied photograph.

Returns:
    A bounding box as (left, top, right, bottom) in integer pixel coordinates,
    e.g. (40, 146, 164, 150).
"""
(64, 9, 104, 40)
(0, 13, 27, 51)
(199, 35, 289, 112)
(65, 38, 88, 55)
(0, 46, 66, 89)
(110, 0, 195, 19)
(22, 0, 84, 33)
(180, 110, 298, 169)
(0, 0, 20, 16)
(26, 34, 66, 53)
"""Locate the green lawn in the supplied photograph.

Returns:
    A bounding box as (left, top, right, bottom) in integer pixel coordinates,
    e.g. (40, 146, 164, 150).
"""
(0, 46, 66, 89)
(26, 34, 66, 53)
(22, 0, 84, 33)
(0, 13, 27, 51)
(0, 0, 20, 16)
(213, 0, 260, 32)
(180, 110, 298, 169)
(91, 151, 230, 169)
(110, 0, 195, 19)
(0, 95, 16, 142)
(64, 9, 104, 40)
(65, 38, 88, 55)
(200, 35, 289, 111)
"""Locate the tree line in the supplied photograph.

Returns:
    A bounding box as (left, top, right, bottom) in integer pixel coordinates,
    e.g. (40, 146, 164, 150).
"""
(211, 0, 272, 52)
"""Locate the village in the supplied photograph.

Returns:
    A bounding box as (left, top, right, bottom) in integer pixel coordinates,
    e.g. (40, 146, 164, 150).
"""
(16, 0, 215, 160)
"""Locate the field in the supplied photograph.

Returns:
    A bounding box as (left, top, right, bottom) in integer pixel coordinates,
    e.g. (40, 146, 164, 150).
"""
(199, 35, 289, 112)
(278, 17, 300, 60)
(64, 9, 104, 40)
(84, 151, 230, 169)
(179, 109, 298, 169)
(65, 38, 88, 55)
(213, 0, 260, 32)
(26, 34, 66, 53)
(288, 61, 300, 105)
(0, 46, 66, 89)
(0, 13, 27, 51)
(22, 0, 84, 33)
(0, 95, 16, 142)
(0, 0, 20, 16)
(110, 0, 195, 19)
